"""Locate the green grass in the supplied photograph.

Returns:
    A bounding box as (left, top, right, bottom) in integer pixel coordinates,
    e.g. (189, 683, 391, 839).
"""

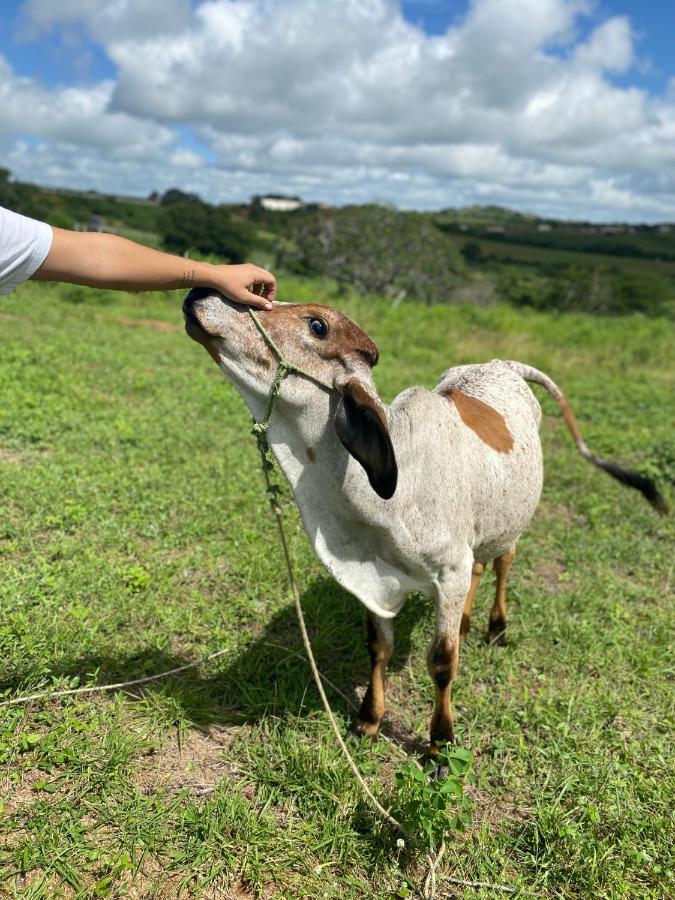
(1, 279, 673, 898)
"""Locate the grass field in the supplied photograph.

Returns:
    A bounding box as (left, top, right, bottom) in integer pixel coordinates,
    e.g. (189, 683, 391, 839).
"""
(443, 231, 675, 276)
(1, 279, 673, 898)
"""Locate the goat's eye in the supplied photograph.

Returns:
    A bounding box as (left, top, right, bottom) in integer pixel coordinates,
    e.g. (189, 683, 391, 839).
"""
(309, 318, 328, 338)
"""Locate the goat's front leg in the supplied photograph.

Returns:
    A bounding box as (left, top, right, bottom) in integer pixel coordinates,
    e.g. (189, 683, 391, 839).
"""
(352, 612, 394, 738)
(427, 564, 473, 757)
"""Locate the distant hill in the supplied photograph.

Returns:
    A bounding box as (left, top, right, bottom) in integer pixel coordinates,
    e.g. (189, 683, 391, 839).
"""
(438, 205, 538, 225)
(1, 172, 673, 316)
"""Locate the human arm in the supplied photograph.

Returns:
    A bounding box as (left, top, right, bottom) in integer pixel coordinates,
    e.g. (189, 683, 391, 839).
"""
(31, 227, 276, 308)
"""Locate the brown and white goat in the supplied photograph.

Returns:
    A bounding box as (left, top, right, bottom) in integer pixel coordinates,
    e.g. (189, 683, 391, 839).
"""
(183, 291, 665, 756)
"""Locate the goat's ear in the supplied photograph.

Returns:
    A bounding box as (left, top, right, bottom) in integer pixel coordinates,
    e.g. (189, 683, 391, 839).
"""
(334, 378, 398, 499)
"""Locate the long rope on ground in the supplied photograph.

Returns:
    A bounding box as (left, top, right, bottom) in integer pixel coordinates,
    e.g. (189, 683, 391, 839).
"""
(262, 466, 404, 833)
(0, 649, 232, 707)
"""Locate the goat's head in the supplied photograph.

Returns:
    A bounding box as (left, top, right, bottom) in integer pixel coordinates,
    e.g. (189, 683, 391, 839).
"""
(182, 290, 397, 498)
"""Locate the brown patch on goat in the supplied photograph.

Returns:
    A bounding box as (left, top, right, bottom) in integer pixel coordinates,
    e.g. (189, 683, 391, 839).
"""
(262, 304, 380, 367)
(445, 389, 514, 453)
(427, 636, 459, 752)
(559, 395, 584, 445)
(305, 447, 316, 464)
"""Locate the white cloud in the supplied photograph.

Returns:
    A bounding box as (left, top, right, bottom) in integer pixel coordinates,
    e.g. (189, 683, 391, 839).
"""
(0, 55, 175, 156)
(574, 16, 634, 73)
(19, 0, 193, 42)
(167, 148, 204, 169)
(4, 0, 675, 221)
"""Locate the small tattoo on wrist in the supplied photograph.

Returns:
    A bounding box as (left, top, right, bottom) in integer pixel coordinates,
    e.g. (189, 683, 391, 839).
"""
(182, 269, 195, 288)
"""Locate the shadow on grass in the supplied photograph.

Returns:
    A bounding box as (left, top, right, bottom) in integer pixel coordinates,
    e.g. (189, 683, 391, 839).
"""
(2, 576, 431, 752)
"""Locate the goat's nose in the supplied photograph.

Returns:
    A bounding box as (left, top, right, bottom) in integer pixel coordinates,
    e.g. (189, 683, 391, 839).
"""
(182, 287, 214, 319)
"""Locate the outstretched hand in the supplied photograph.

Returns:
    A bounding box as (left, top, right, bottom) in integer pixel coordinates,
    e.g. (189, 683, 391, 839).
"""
(31, 226, 279, 307)
(207, 263, 277, 310)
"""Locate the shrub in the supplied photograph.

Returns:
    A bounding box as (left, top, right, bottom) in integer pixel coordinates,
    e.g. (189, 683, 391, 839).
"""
(285, 205, 465, 304)
(391, 746, 474, 851)
(159, 203, 253, 262)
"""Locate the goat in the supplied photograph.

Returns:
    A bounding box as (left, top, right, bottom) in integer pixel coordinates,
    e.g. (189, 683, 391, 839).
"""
(183, 290, 665, 757)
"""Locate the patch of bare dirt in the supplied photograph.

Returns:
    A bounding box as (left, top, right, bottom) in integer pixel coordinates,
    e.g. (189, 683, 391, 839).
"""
(532, 559, 569, 592)
(535, 501, 585, 527)
(118, 317, 179, 333)
(119, 871, 273, 899)
(2, 766, 54, 816)
(134, 725, 249, 799)
(467, 782, 531, 835)
(9, 871, 77, 898)
(0, 446, 52, 465)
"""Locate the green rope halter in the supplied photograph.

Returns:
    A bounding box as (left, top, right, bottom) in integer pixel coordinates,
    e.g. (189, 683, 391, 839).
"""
(248, 309, 333, 474)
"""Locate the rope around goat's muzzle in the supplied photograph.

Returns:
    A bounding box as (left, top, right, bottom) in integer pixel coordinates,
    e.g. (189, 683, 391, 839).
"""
(247, 309, 333, 473)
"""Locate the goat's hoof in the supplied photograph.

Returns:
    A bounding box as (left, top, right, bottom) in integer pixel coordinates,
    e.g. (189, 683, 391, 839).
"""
(350, 720, 379, 740)
(429, 764, 450, 781)
(486, 622, 507, 646)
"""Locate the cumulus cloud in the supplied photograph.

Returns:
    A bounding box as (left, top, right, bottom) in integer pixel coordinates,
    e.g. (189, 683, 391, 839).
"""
(19, 0, 193, 42)
(0, 56, 175, 157)
(3, 0, 675, 220)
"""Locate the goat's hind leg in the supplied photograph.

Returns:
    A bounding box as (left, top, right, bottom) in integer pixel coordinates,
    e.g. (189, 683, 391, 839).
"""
(460, 561, 485, 641)
(352, 612, 394, 738)
(487, 546, 515, 646)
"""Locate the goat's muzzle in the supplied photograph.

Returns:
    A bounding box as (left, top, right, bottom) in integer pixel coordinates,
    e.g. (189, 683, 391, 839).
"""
(183, 290, 224, 363)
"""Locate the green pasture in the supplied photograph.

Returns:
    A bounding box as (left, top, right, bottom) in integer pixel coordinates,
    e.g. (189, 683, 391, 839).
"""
(1, 279, 673, 898)
(447, 231, 675, 276)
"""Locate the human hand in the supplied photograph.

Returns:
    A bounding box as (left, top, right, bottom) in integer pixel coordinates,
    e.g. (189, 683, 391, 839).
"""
(205, 263, 277, 309)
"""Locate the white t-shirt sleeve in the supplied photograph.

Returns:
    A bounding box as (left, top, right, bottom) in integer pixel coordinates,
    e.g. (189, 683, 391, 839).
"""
(0, 206, 53, 295)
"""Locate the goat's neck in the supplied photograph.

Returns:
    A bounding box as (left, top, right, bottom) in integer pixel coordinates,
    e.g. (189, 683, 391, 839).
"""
(262, 392, 428, 619)
(266, 393, 345, 495)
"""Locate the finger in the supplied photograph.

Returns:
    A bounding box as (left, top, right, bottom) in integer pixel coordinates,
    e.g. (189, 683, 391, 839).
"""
(249, 281, 277, 301)
(235, 288, 274, 310)
(249, 268, 277, 301)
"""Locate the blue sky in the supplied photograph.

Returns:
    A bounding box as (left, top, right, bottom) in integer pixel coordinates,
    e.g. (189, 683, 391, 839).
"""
(1, 1, 674, 220)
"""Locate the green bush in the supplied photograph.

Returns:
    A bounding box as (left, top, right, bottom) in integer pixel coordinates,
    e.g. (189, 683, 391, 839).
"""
(285, 205, 465, 304)
(499, 264, 675, 317)
(391, 747, 473, 850)
(548, 266, 675, 316)
(159, 203, 254, 262)
(44, 209, 74, 230)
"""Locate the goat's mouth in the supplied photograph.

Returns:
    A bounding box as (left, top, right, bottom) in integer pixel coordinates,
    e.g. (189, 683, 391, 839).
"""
(183, 295, 224, 364)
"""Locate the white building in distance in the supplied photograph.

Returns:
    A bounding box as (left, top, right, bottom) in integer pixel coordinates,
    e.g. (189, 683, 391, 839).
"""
(257, 194, 304, 212)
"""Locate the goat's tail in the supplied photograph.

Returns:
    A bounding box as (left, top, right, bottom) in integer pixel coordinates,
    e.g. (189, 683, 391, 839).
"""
(505, 360, 667, 515)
